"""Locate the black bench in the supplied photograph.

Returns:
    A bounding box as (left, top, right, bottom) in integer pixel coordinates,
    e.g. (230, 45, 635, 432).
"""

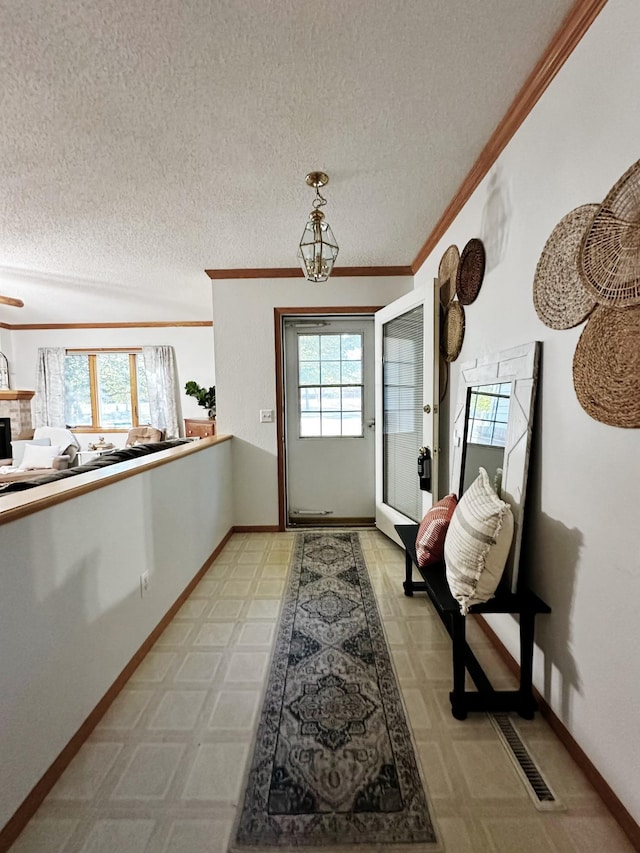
(395, 523, 551, 721)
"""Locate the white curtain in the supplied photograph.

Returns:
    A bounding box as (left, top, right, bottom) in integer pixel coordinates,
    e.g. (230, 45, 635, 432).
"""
(142, 346, 180, 439)
(34, 347, 66, 428)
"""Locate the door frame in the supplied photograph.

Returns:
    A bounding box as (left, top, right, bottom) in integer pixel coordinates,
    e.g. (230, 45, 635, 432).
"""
(274, 305, 383, 530)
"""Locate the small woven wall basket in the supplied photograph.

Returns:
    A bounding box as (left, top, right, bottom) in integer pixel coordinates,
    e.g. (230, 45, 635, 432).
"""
(579, 158, 640, 307)
(572, 304, 640, 428)
(438, 244, 460, 307)
(456, 238, 486, 305)
(533, 204, 598, 329)
(440, 299, 465, 362)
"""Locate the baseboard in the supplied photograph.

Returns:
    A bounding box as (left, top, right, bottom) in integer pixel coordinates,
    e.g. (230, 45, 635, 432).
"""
(233, 524, 281, 532)
(475, 615, 640, 851)
(0, 527, 234, 853)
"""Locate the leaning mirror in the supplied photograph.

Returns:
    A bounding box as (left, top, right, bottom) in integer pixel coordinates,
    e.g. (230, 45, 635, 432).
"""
(450, 341, 540, 593)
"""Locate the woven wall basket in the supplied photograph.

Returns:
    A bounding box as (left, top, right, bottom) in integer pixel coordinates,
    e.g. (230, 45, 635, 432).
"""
(440, 299, 465, 362)
(456, 238, 486, 305)
(533, 204, 598, 329)
(573, 304, 640, 428)
(579, 158, 640, 306)
(438, 244, 459, 307)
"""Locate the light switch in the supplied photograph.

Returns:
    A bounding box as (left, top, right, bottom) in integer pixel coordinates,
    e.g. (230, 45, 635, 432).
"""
(260, 409, 274, 423)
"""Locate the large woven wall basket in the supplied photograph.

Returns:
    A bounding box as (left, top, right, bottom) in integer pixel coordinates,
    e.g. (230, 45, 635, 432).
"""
(573, 304, 640, 428)
(579, 159, 640, 307)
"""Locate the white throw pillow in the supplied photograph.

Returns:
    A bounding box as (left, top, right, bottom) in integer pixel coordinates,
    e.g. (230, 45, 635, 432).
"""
(11, 438, 51, 468)
(19, 443, 61, 470)
(444, 467, 514, 614)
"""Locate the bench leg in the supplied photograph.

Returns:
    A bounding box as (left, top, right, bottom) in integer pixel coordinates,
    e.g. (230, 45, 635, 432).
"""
(402, 551, 414, 596)
(517, 611, 537, 719)
(449, 613, 468, 720)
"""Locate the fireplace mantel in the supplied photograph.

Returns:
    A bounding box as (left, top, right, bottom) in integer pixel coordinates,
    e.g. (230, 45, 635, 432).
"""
(0, 390, 34, 400)
(0, 390, 35, 439)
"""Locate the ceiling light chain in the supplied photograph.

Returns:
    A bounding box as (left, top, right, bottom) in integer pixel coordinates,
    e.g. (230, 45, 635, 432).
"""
(298, 171, 339, 282)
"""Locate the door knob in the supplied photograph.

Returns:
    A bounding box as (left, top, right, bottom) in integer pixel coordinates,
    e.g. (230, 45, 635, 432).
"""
(367, 419, 375, 429)
(423, 404, 431, 414)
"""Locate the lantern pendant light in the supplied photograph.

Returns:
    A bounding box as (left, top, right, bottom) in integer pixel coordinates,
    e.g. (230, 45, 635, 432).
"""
(298, 171, 339, 282)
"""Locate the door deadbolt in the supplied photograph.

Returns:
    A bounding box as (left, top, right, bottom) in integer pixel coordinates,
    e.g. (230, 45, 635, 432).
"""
(423, 404, 431, 414)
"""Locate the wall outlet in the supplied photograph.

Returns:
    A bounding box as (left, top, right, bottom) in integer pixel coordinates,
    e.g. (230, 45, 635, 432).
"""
(140, 571, 150, 596)
(260, 409, 274, 423)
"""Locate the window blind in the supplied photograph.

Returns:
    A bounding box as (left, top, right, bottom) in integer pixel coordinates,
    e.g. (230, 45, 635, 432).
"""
(382, 304, 423, 522)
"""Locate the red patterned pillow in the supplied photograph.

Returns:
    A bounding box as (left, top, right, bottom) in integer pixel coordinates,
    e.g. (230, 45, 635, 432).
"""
(415, 494, 458, 568)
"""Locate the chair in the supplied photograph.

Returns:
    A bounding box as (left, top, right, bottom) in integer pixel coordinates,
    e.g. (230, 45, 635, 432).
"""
(125, 426, 164, 446)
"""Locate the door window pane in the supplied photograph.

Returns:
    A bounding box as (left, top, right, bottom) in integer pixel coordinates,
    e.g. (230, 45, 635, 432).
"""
(297, 332, 364, 437)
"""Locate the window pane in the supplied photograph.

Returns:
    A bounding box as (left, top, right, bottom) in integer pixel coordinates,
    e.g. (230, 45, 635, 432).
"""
(320, 361, 341, 385)
(321, 412, 341, 436)
(341, 387, 361, 411)
(300, 412, 321, 437)
(136, 356, 151, 425)
(341, 334, 362, 360)
(299, 362, 320, 385)
(321, 387, 340, 411)
(298, 335, 320, 361)
(300, 387, 321, 412)
(320, 335, 341, 360)
(65, 355, 92, 427)
(97, 353, 132, 429)
(341, 360, 362, 384)
(342, 412, 362, 435)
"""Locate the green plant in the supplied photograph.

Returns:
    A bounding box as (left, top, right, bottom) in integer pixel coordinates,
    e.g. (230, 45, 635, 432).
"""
(184, 381, 216, 413)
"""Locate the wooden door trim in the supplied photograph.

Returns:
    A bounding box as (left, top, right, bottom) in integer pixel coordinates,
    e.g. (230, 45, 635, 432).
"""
(274, 306, 382, 531)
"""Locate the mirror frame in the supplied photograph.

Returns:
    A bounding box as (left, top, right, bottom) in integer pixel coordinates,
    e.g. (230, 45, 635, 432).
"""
(450, 340, 540, 593)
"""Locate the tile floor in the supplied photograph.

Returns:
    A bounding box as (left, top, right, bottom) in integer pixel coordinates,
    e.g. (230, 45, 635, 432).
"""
(10, 531, 635, 852)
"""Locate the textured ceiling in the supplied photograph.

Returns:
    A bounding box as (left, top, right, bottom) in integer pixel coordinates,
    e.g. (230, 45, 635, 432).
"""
(0, 0, 578, 322)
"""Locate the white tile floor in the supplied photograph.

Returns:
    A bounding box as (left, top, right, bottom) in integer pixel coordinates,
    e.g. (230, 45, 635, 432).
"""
(10, 531, 635, 852)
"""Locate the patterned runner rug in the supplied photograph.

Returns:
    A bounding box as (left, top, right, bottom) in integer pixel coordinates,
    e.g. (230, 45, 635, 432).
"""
(230, 531, 437, 850)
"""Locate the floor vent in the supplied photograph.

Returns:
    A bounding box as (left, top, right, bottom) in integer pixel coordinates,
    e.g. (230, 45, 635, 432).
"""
(490, 713, 565, 811)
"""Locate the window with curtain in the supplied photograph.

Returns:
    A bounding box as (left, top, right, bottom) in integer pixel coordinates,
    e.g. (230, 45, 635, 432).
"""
(382, 305, 423, 522)
(64, 350, 151, 430)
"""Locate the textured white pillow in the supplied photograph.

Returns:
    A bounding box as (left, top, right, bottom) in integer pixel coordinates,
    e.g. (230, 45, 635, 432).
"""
(19, 443, 61, 470)
(444, 467, 514, 614)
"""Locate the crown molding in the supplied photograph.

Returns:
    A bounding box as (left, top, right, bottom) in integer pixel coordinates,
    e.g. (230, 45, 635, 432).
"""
(411, 0, 607, 272)
(205, 266, 413, 280)
(0, 320, 213, 331)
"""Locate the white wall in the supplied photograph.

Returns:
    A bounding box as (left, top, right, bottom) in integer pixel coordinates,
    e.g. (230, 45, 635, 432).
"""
(212, 276, 413, 526)
(0, 440, 233, 829)
(415, 0, 640, 822)
(7, 326, 215, 442)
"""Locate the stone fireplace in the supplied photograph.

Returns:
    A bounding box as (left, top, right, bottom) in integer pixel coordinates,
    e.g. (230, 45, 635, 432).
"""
(0, 390, 35, 443)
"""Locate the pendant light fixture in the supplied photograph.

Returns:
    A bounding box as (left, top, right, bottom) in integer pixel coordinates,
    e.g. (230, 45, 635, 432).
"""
(298, 171, 339, 282)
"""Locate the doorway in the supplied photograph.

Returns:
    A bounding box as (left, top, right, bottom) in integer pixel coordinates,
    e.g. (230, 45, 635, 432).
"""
(276, 308, 378, 528)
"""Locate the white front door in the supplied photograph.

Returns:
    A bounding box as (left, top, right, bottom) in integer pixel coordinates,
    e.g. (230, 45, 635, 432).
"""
(284, 316, 375, 525)
(374, 281, 439, 543)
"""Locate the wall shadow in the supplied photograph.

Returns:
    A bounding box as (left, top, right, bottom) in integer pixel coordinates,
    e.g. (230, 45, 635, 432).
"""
(480, 168, 512, 273)
(519, 386, 583, 723)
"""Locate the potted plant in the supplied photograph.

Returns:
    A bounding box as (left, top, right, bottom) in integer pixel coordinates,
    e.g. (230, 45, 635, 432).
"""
(184, 381, 216, 419)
